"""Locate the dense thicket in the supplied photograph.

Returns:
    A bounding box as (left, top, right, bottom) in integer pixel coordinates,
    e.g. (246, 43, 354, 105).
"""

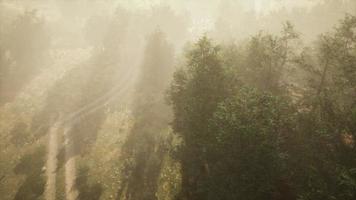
(168, 15, 356, 200)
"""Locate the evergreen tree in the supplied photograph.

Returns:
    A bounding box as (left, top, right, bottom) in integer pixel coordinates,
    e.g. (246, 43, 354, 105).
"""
(169, 36, 231, 199)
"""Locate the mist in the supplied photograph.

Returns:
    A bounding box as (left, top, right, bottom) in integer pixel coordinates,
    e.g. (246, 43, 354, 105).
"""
(1, 0, 356, 200)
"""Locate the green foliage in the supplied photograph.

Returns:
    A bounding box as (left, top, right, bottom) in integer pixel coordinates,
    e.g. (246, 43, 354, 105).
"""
(292, 15, 356, 200)
(240, 22, 299, 94)
(206, 88, 296, 200)
(168, 36, 230, 199)
(169, 15, 356, 200)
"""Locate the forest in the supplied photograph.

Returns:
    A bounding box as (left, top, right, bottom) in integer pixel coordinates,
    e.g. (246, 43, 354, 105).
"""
(0, 0, 356, 200)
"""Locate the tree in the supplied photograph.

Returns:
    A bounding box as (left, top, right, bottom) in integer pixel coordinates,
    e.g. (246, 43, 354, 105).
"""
(242, 22, 299, 95)
(208, 88, 296, 200)
(169, 36, 231, 199)
(294, 15, 356, 200)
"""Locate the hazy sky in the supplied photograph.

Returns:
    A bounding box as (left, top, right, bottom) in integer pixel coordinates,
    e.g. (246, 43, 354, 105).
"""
(113, 0, 321, 35)
(0, 0, 348, 41)
(1, 0, 321, 16)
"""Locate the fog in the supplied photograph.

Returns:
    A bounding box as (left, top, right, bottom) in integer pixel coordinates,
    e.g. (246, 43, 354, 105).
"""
(0, 0, 355, 200)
